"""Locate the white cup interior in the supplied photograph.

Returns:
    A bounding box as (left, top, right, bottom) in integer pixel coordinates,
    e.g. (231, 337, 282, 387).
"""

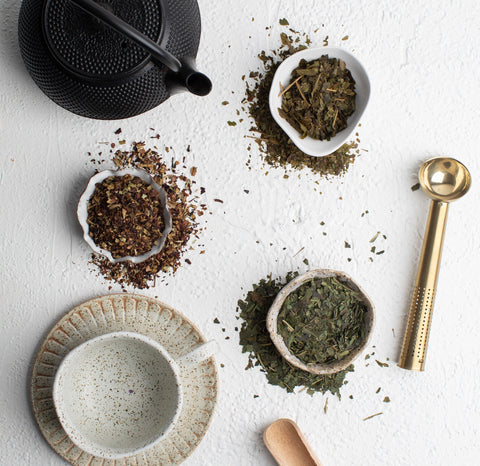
(54, 333, 181, 458)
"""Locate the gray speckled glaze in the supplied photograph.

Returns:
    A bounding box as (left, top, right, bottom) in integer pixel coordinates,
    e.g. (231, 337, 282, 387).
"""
(31, 294, 218, 465)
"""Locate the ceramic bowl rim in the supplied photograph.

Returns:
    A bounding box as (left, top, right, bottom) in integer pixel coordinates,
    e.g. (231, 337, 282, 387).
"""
(77, 168, 173, 264)
(268, 47, 371, 157)
(266, 269, 375, 375)
(52, 331, 183, 460)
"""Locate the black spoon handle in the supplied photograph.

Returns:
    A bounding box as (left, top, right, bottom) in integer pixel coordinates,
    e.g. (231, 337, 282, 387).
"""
(68, 0, 182, 72)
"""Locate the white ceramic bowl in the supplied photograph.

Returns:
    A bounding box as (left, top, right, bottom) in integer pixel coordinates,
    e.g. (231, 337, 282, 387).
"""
(266, 269, 375, 375)
(52, 331, 217, 459)
(269, 47, 371, 157)
(77, 168, 172, 264)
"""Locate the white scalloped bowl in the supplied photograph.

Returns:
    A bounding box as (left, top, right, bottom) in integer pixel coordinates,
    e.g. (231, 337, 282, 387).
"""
(77, 168, 172, 264)
(269, 47, 371, 157)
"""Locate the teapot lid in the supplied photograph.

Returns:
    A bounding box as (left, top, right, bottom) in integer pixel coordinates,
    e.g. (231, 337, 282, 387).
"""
(43, 0, 163, 81)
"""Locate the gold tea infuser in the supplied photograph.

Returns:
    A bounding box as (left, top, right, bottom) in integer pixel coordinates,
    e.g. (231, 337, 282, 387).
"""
(399, 157, 471, 371)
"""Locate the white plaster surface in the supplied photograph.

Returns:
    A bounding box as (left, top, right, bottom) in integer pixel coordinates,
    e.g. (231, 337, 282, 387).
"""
(1, 1, 480, 465)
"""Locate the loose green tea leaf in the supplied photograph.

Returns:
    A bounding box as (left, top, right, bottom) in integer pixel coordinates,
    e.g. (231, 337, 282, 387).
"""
(277, 277, 368, 365)
(279, 18, 289, 26)
(87, 174, 164, 259)
(243, 31, 360, 177)
(238, 272, 353, 397)
(411, 182, 421, 191)
(383, 396, 391, 403)
(279, 56, 356, 140)
(375, 360, 389, 368)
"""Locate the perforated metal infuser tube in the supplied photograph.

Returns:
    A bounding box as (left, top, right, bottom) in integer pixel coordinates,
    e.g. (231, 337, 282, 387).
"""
(399, 201, 448, 371)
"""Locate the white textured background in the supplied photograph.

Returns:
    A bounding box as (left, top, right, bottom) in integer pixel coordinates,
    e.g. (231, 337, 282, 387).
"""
(1, 0, 480, 465)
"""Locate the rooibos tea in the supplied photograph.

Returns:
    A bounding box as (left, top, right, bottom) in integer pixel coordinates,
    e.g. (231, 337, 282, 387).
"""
(87, 174, 164, 259)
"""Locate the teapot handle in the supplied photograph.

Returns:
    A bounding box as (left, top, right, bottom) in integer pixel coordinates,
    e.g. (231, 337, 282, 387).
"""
(68, 0, 182, 72)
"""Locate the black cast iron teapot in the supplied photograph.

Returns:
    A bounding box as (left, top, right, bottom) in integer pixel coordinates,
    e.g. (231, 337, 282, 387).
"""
(18, 0, 212, 119)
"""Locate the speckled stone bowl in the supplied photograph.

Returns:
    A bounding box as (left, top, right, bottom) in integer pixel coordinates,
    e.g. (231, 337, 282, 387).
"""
(266, 269, 375, 375)
(53, 331, 216, 460)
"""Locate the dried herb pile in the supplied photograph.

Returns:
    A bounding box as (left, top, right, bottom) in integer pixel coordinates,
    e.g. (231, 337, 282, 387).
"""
(277, 277, 367, 365)
(89, 141, 207, 289)
(243, 31, 360, 176)
(87, 174, 164, 259)
(238, 271, 353, 397)
(279, 56, 356, 140)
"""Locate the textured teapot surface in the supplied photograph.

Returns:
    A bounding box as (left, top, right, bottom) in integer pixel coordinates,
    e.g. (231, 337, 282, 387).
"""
(18, 0, 203, 119)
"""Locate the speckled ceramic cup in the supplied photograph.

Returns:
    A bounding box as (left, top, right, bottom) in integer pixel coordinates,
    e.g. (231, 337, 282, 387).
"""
(53, 332, 216, 459)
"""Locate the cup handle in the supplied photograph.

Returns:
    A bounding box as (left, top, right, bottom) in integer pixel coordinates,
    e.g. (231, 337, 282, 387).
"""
(176, 340, 218, 371)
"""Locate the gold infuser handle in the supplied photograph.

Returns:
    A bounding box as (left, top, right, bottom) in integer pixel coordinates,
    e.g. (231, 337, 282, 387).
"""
(398, 200, 449, 371)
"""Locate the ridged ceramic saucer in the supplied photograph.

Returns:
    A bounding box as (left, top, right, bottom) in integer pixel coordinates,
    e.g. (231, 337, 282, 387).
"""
(31, 294, 218, 466)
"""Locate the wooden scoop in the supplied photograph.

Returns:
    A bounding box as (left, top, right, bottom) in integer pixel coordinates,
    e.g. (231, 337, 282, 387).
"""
(263, 419, 322, 466)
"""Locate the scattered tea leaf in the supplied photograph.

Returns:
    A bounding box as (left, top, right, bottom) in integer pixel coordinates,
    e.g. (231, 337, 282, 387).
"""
(279, 18, 289, 26)
(411, 182, 421, 192)
(363, 412, 383, 421)
(227, 121, 237, 126)
(375, 360, 389, 368)
(383, 396, 391, 403)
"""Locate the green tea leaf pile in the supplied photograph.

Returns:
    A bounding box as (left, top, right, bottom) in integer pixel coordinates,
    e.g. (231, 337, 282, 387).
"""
(278, 56, 356, 140)
(238, 271, 353, 397)
(277, 276, 367, 365)
(244, 32, 360, 176)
